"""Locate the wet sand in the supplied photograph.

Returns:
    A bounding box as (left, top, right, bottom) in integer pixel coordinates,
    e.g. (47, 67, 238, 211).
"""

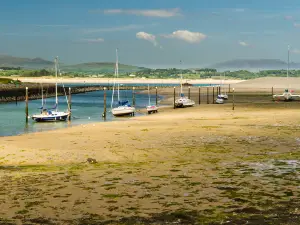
(0, 83, 300, 224)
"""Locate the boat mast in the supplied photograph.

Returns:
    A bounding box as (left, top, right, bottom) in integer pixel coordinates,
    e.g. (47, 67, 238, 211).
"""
(224, 72, 226, 94)
(116, 49, 120, 102)
(41, 83, 43, 108)
(180, 60, 183, 96)
(148, 84, 151, 106)
(287, 45, 290, 89)
(55, 56, 58, 112)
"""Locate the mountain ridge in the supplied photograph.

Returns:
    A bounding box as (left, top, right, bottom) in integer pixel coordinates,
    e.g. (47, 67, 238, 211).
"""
(0, 55, 144, 73)
(210, 59, 300, 71)
(2, 55, 300, 72)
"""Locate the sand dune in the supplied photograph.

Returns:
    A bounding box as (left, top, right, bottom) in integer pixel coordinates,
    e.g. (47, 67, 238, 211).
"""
(232, 77, 300, 89)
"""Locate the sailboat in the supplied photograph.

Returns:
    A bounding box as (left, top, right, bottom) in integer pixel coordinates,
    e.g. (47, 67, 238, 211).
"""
(175, 61, 195, 108)
(273, 45, 300, 101)
(31, 57, 70, 122)
(218, 72, 228, 100)
(146, 84, 158, 114)
(111, 49, 135, 116)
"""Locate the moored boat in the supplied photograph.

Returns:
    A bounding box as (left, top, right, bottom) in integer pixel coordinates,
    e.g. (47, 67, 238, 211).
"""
(31, 57, 70, 122)
(111, 49, 135, 117)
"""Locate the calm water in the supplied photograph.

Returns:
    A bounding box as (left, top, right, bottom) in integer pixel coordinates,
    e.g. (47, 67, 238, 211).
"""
(0, 89, 159, 137)
(0, 83, 217, 137)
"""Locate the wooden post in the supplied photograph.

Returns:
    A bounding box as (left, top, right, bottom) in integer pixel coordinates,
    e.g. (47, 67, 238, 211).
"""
(68, 87, 72, 121)
(188, 86, 191, 99)
(219, 86, 221, 95)
(207, 87, 209, 104)
(25, 87, 28, 123)
(15, 94, 18, 105)
(199, 87, 201, 105)
(213, 87, 215, 104)
(155, 86, 158, 106)
(132, 87, 135, 107)
(84, 81, 86, 93)
(173, 86, 176, 109)
(228, 84, 231, 93)
(103, 87, 107, 119)
(272, 86, 273, 96)
(232, 88, 235, 110)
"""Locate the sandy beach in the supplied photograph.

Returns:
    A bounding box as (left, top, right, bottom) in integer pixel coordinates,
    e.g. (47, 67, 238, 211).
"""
(0, 80, 300, 224)
(13, 77, 244, 85)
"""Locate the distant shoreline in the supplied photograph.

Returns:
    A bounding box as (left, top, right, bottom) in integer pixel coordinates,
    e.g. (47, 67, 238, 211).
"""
(12, 77, 244, 84)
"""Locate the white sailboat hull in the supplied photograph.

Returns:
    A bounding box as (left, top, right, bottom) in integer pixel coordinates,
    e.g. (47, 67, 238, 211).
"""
(112, 106, 135, 116)
(215, 98, 224, 104)
(175, 97, 195, 108)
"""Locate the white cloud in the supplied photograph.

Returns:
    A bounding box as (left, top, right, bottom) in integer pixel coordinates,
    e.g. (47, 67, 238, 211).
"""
(285, 15, 293, 20)
(234, 8, 245, 12)
(92, 8, 181, 18)
(240, 31, 257, 35)
(291, 48, 300, 54)
(293, 23, 300, 28)
(80, 38, 104, 43)
(35, 24, 71, 27)
(162, 30, 206, 43)
(136, 32, 159, 47)
(83, 24, 143, 33)
(239, 41, 250, 47)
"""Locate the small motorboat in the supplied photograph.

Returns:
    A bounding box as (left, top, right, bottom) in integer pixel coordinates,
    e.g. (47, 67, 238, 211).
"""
(218, 93, 228, 100)
(146, 105, 158, 114)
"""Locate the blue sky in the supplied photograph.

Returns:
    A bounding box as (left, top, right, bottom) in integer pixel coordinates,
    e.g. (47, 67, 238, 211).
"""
(1, 0, 300, 68)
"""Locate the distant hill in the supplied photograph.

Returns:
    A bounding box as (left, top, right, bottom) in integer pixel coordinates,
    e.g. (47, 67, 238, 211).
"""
(210, 59, 300, 71)
(0, 55, 53, 69)
(61, 62, 146, 73)
(0, 55, 147, 73)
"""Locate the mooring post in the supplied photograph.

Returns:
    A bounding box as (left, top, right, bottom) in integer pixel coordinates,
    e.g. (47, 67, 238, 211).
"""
(207, 87, 209, 104)
(84, 81, 86, 93)
(272, 86, 274, 96)
(213, 87, 215, 104)
(188, 86, 191, 99)
(232, 88, 235, 110)
(219, 86, 221, 95)
(25, 87, 28, 123)
(103, 87, 107, 119)
(155, 86, 158, 106)
(228, 84, 231, 93)
(132, 87, 135, 107)
(173, 86, 176, 109)
(199, 87, 201, 105)
(68, 87, 72, 121)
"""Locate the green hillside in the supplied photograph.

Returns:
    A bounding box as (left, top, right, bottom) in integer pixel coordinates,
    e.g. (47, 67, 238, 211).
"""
(0, 55, 53, 69)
